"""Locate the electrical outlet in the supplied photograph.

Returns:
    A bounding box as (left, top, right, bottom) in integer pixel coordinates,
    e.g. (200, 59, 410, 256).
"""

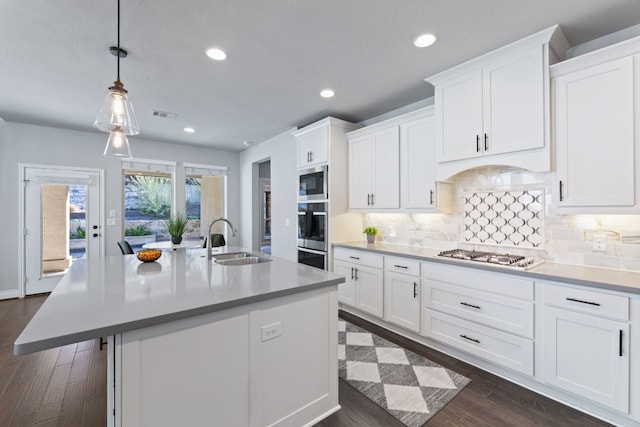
(261, 322, 282, 342)
(592, 234, 607, 252)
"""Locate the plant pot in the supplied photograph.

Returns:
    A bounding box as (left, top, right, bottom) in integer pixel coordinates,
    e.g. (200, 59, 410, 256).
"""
(366, 234, 375, 244)
(171, 236, 183, 245)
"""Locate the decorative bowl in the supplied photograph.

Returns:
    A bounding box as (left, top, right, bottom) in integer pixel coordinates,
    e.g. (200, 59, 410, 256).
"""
(136, 249, 162, 262)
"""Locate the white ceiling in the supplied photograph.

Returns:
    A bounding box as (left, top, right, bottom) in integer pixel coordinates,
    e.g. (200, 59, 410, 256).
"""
(1, 0, 639, 152)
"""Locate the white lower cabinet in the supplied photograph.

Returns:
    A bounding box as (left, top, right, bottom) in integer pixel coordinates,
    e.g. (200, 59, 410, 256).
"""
(422, 262, 534, 375)
(334, 248, 384, 318)
(541, 282, 630, 413)
(384, 257, 421, 332)
(423, 309, 534, 376)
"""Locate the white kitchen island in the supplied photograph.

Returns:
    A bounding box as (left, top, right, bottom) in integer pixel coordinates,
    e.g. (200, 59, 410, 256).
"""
(15, 248, 344, 427)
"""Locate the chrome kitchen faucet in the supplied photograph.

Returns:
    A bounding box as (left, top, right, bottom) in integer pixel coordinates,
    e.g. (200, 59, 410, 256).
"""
(206, 218, 237, 259)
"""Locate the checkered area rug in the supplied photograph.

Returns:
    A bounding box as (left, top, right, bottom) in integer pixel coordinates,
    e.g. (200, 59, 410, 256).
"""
(338, 320, 471, 427)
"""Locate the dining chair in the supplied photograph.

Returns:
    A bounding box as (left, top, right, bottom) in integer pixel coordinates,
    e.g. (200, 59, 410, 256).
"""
(117, 240, 134, 255)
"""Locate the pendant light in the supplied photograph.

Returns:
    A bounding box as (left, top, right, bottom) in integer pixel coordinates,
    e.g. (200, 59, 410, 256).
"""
(103, 126, 132, 158)
(94, 0, 139, 158)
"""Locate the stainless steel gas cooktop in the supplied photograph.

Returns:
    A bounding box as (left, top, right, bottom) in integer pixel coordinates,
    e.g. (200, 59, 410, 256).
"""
(437, 249, 543, 270)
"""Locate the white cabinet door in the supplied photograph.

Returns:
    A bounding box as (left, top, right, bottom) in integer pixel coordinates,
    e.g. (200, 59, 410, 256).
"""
(483, 46, 545, 156)
(542, 306, 629, 413)
(348, 135, 374, 209)
(118, 313, 251, 427)
(348, 127, 399, 210)
(436, 46, 546, 163)
(354, 265, 384, 318)
(297, 126, 329, 168)
(334, 259, 356, 307)
(554, 56, 635, 207)
(371, 126, 400, 209)
(436, 69, 483, 162)
(384, 272, 420, 332)
(401, 116, 437, 209)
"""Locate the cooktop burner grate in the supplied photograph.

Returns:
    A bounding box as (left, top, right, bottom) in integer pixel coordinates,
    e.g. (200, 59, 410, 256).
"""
(437, 249, 540, 269)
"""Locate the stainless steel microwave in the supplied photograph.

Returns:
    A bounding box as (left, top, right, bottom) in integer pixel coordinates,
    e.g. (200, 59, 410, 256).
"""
(298, 165, 328, 201)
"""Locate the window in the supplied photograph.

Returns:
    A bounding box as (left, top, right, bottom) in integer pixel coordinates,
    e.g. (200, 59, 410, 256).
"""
(120, 160, 227, 248)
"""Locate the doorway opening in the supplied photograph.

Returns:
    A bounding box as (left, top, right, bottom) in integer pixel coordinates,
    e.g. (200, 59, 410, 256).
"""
(20, 164, 103, 296)
(258, 160, 271, 254)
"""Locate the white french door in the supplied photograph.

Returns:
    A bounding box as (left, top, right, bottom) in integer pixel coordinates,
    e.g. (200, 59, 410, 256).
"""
(21, 165, 103, 295)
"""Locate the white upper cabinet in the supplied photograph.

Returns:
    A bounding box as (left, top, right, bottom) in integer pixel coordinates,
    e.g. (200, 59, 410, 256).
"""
(296, 124, 329, 168)
(348, 107, 451, 212)
(551, 37, 640, 213)
(426, 25, 568, 180)
(400, 109, 452, 212)
(348, 126, 400, 210)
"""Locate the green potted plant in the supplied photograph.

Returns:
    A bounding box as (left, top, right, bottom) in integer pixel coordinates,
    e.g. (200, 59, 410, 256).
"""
(166, 211, 188, 244)
(363, 226, 378, 244)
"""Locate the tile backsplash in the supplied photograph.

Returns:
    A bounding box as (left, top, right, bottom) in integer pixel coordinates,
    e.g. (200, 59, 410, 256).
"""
(462, 189, 544, 248)
(363, 166, 640, 272)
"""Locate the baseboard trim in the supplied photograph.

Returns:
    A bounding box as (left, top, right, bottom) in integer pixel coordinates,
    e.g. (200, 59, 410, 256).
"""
(0, 289, 20, 300)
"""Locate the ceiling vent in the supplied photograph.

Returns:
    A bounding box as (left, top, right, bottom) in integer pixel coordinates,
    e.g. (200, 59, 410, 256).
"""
(152, 110, 178, 120)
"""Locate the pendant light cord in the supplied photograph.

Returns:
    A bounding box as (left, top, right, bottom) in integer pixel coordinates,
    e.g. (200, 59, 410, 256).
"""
(117, 0, 121, 82)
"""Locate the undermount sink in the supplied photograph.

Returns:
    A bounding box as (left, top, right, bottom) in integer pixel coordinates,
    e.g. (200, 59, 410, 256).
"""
(213, 252, 272, 266)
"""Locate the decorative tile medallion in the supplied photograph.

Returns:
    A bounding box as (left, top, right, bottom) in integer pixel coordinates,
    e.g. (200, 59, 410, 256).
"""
(462, 189, 544, 247)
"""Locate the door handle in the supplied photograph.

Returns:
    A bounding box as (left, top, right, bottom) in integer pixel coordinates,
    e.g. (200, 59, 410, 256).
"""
(367, 194, 371, 206)
(371, 194, 374, 205)
(351, 267, 354, 280)
(413, 282, 418, 298)
(476, 134, 480, 152)
(619, 330, 623, 357)
(429, 189, 434, 205)
(354, 268, 358, 281)
(309, 151, 313, 162)
(484, 133, 488, 151)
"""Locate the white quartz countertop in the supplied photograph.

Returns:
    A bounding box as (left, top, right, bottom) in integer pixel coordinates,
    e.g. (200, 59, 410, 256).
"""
(333, 242, 640, 294)
(15, 247, 344, 355)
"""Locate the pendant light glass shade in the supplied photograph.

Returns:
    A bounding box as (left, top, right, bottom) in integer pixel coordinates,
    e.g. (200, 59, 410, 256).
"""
(94, 80, 140, 135)
(103, 127, 132, 158)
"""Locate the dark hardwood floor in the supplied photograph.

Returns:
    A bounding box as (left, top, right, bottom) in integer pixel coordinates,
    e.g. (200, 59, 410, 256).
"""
(318, 311, 613, 427)
(0, 296, 612, 427)
(0, 295, 106, 427)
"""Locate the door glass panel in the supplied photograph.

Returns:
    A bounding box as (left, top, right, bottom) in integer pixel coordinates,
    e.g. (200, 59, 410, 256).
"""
(41, 184, 71, 276)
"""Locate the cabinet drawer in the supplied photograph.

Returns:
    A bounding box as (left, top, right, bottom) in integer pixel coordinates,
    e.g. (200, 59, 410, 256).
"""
(385, 256, 420, 276)
(422, 262, 534, 300)
(423, 309, 533, 376)
(541, 282, 629, 321)
(333, 248, 383, 269)
(425, 280, 534, 338)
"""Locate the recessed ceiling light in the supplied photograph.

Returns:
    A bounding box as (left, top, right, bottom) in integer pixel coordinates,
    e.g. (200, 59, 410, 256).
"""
(414, 33, 437, 48)
(184, 127, 195, 133)
(320, 89, 335, 98)
(242, 141, 252, 146)
(205, 47, 227, 61)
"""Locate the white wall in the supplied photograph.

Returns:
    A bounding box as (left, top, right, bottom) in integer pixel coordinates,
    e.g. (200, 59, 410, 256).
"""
(0, 120, 240, 298)
(239, 130, 298, 262)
